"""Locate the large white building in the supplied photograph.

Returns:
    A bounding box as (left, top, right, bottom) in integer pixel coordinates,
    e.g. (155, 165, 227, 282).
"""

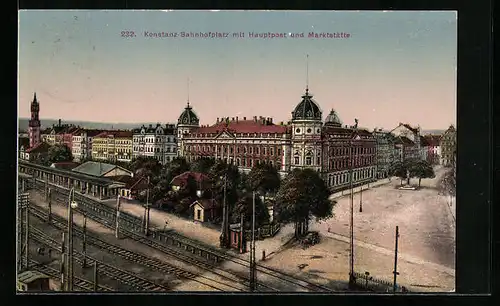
(132, 123, 177, 164)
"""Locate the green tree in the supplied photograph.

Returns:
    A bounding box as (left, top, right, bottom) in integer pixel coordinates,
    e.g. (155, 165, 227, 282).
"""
(208, 160, 241, 218)
(129, 156, 162, 179)
(247, 162, 281, 198)
(48, 144, 73, 163)
(409, 159, 436, 187)
(389, 160, 409, 186)
(437, 168, 456, 196)
(231, 192, 270, 229)
(190, 157, 215, 174)
(274, 168, 334, 238)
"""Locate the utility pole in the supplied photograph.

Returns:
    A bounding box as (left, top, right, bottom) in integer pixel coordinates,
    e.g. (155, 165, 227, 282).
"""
(93, 261, 98, 291)
(393, 226, 400, 293)
(82, 212, 87, 268)
(24, 195, 29, 270)
(48, 188, 52, 223)
(66, 188, 75, 291)
(249, 191, 257, 291)
(220, 173, 229, 248)
(349, 124, 357, 287)
(359, 186, 363, 213)
(60, 232, 66, 291)
(144, 176, 151, 236)
(115, 195, 121, 239)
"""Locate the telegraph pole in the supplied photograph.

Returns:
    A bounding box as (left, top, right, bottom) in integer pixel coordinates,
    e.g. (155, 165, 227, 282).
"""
(66, 188, 75, 291)
(48, 188, 52, 223)
(24, 195, 29, 269)
(393, 226, 400, 292)
(249, 191, 257, 291)
(359, 186, 363, 213)
(93, 261, 98, 291)
(60, 232, 66, 291)
(144, 176, 151, 236)
(82, 212, 87, 268)
(220, 174, 229, 248)
(349, 124, 357, 287)
(115, 195, 121, 239)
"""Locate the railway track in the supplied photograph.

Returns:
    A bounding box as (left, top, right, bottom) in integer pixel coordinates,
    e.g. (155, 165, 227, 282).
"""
(29, 204, 245, 291)
(26, 179, 333, 292)
(28, 259, 114, 292)
(29, 226, 169, 292)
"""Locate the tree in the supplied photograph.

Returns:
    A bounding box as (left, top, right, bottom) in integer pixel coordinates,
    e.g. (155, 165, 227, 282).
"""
(274, 168, 334, 238)
(48, 144, 73, 163)
(437, 168, 456, 196)
(247, 163, 281, 197)
(389, 160, 409, 186)
(129, 156, 162, 179)
(208, 160, 241, 219)
(166, 157, 191, 178)
(190, 157, 215, 174)
(231, 192, 270, 229)
(409, 159, 436, 187)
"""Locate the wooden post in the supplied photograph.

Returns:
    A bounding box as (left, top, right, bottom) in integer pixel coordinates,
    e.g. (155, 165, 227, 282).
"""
(82, 213, 87, 268)
(48, 188, 52, 223)
(24, 197, 29, 269)
(60, 232, 66, 291)
(115, 195, 121, 239)
(93, 261, 98, 291)
(393, 226, 400, 292)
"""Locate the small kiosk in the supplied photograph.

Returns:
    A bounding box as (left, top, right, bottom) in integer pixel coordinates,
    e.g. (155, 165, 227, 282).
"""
(229, 223, 247, 254)
(17, 270, 51, 292)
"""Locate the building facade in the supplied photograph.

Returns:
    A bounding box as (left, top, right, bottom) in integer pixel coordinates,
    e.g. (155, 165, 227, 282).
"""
(440, 125, 456, 166)
(72, 129, 107, 162)
(28, 93, 41, 149)
(373, 129, 395, 179)
(391, 123, 422, 161)
(132, 123, 177, 164)
(178, 87, 377, 191)
(92, 131, 133, 163)
(423, 134, 442, 165)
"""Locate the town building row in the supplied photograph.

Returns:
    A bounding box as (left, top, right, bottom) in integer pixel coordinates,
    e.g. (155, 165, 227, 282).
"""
(19, 92, 457, 190)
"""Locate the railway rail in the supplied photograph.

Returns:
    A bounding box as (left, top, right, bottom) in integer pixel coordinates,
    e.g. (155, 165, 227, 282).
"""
(29, 204, 245, 291)
(29, 226, 169, 292)
(25, 177, 333, 292)
(28, 259, 114, 292)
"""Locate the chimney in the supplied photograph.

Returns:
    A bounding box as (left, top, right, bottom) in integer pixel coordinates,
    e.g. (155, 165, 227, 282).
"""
(149, 124, 152, 128)
(243, 116, 246, 120)
(231, 117, 234, 122)
(253, 116, 257, 122)
(58, 119, 61, 127)
(236, 116, 239, 122)
(269, 117, 273, 124)
(216, 117, 219, 123)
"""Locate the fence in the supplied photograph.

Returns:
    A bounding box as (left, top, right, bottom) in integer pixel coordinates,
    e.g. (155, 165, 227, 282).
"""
(351, 271, 410, 293)
(243, 222, 281, 240)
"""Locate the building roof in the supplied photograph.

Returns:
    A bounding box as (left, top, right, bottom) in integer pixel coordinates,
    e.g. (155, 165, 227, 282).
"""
(398, 122, 419, 134)
(395, 136, 415, 146)
(19, 137, 30, 149)
(419, 135, 429, 147)
(18, 270, 49, 284)
(133, 123, 176, 135)
(322, 126, 373, 138)
(25, 142, 51, 153)
(94, 130, 133, 138)
(50, 161, 80, 170)
(171, 171, 210, 186)
(190, 199, 217, 210)
(291, 88, 322, 121)
(423, 134, 442, 146)
(178, 102, 200, 126)
(324, 109, 342, 127)
(72, 161, 126, 177)
(192, 118, 289, 135)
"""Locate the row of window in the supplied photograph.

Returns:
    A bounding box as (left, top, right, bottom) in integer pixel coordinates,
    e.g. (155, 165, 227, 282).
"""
(294, 156, 320, 166)
(133, 137, 176, 143)
(186, 144, 283, 156)
(329, 146, 376, 156)
(133, 146, 177, 153)
(189, 155, 278, 168)
(327, 157, 375, 170)
(327, 168, 374, 187)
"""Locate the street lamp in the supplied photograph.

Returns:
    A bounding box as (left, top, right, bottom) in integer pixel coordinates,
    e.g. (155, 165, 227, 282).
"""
(66, 187, 78, 291)
(359, 186, 363, 213)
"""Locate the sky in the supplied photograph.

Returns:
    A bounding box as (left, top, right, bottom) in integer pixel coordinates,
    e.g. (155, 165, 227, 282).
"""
(18, 10, 457, 130)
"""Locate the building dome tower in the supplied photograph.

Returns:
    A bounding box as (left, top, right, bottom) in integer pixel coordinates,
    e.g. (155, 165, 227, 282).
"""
(28, 92, 41, 148)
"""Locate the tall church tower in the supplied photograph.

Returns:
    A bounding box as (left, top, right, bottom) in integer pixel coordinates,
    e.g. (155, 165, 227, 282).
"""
(28, 92, 41, 148)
